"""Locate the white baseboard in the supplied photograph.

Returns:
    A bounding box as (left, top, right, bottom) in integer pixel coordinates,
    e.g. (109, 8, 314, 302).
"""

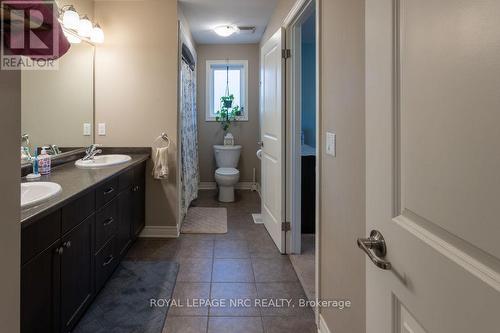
(318, 314, 331, 333)
(139, 225, 179, 238)
(198, 181, 259, 191)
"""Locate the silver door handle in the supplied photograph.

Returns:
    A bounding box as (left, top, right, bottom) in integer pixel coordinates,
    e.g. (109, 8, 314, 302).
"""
(357, 230, 392, 270)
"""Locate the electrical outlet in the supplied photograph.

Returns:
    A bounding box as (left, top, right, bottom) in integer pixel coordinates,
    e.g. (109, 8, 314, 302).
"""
(98, 123, 106, 136)
(326, 132, 336, 157)
(83, 123, 92, 136)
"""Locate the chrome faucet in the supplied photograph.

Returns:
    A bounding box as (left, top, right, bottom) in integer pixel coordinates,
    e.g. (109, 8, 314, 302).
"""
(82, 144, 102, 161)
(21, 134, 32, 160)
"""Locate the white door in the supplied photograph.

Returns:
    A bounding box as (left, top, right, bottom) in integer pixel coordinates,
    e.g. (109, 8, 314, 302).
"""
(365, 0, 500, 332)
(260, 28, 285, 253)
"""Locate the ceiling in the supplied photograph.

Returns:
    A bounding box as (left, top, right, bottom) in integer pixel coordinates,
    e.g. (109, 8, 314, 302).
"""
(179, 0, 278, 44)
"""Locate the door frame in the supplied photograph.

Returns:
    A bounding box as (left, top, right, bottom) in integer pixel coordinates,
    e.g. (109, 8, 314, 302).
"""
(282, 0, 321, 324)
(286, 0, 316, 255)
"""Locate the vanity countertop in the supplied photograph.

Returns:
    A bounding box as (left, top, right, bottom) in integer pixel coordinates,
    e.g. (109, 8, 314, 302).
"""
(21, 153, 150, 226)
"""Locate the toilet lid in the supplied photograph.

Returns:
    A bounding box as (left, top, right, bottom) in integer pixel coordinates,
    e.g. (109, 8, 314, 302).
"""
(216, 168, 239, 176)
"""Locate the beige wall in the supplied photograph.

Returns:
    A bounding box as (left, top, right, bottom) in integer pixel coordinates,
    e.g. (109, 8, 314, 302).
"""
(94, 0, 179, 227)
(0, 71, 21, 332)
(261, 0, 298, 46)
(197, 44, 261, 183)
(319, 0, 366, 332)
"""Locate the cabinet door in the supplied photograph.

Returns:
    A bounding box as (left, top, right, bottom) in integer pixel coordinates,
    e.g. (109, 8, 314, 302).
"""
(60, 215, 94, 333)
(21, 241, 61, 333)
(117, 190, 133, 257)
(132, 163, 146, 238)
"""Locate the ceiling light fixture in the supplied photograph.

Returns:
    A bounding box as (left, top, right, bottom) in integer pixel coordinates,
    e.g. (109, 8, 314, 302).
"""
(214, 25, 238, 37)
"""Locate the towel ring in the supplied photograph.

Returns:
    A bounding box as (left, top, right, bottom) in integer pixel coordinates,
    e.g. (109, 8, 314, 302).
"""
(154, 132, 170, 148)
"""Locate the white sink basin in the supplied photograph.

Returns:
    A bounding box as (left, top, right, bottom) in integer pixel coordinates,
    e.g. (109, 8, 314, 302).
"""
(75, 154, 131, 168)
(21, 182, 62, 209)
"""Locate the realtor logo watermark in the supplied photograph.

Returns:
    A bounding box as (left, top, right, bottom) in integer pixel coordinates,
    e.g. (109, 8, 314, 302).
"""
(1, 0, 59, 70)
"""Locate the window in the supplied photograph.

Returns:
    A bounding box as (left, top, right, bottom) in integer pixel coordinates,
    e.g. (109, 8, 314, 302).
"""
(206, 60, 248, 121)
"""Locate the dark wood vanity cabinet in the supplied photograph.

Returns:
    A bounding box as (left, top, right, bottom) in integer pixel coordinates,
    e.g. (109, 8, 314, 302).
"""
(21, 161, 146, 333)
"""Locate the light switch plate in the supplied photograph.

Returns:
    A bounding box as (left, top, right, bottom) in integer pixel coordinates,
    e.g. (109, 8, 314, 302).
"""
(83, 123, 91, 136)
(98, 123, 106, 136)
(326, 132, 336, 156)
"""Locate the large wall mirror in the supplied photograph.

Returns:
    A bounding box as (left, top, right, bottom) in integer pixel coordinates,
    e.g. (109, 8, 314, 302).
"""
(21, 40, 94, 163)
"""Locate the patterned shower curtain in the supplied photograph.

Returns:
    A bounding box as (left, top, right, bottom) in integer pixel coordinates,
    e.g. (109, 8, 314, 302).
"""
(180, 60, 199, 218)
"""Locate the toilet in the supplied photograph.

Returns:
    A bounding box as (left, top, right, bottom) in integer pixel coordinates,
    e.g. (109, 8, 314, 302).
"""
(213, 145, 242, 202)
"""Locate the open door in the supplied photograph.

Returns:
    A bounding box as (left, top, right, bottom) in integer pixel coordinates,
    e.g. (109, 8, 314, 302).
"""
(260, 28, 286, 253)
(364, 0, 500, 332)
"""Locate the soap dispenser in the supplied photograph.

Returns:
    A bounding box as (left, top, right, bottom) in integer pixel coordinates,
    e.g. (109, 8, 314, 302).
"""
(38, 147, 51, 175)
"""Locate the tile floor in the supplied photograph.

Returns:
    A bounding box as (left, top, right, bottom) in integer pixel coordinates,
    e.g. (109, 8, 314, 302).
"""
(124, 190, 317, 333)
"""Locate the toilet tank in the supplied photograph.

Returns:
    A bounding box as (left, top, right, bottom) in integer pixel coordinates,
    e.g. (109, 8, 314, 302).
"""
(214, 145, 242, 168)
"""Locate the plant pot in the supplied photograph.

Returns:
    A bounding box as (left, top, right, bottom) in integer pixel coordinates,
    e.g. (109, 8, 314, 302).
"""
(223, 100, 233, 108)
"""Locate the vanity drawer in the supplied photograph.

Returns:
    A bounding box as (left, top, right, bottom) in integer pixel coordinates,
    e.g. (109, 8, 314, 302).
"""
(62, 190, 95, 235)
(96, 177, 118, 209)
(95, 237, 118, 292)
(119, 168, 134, 191)
(95, 200, 118, 251)
(22, 210, 61, 265)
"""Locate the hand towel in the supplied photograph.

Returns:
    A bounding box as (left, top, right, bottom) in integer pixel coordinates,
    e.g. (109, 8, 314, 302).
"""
(152, 147, 169, 180)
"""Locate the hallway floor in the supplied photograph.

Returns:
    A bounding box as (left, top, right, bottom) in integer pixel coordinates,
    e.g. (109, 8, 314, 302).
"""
(125, 190, 316, 333)
(290, 234, 315, 301)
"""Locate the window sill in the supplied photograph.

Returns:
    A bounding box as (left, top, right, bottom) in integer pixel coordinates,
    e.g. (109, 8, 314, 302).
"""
(205, 116, 249, 122)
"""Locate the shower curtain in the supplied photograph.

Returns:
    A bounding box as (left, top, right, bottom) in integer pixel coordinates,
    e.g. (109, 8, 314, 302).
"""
(180, 60, 199, 218)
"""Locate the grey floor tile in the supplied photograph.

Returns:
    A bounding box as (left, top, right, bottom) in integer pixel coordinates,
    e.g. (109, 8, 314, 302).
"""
(256, 282, 314, 317)
(262, 316, 317, 333)
(169, 282, 210, 316)
(209, 283, 260, 317)
(214, 240, 250, 259)
(252, 257, 298, 282)
(207, 317, 263, 333)
(212, 259, 255, 283)
(163, 316, 207, 333)
(176, 257, 213, 282)
(176, 239, 214, 259)
(179, 233, 216, 241)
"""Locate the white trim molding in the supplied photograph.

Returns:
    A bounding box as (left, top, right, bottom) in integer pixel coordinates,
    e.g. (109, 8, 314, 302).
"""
(139, 225, 179, 238)
(318, 314, 331, 333)
(205, 59, 249, 122)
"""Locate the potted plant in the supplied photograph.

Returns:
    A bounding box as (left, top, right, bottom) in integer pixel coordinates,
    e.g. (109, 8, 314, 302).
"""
(215, 95, 241, 133)
(222, 94, 234, 108)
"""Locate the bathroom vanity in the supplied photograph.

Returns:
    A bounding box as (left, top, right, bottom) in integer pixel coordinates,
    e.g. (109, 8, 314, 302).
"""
(20, 154, 148, 333)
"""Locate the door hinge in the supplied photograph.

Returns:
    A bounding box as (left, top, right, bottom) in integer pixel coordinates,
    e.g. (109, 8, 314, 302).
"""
(282, 221, 291, 232)
(282, 49, 291, 59)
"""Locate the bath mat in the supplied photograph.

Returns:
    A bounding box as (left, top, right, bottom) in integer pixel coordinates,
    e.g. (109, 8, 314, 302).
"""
(73, 261, 179, 333)
(181, 207, 228, 234)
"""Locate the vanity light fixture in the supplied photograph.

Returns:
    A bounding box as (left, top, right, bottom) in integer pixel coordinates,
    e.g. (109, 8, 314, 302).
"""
(58, 4, 105, 44)
(62, 5, 79, 29)
(214, 25, 238, 37)
(78, 15, 93, 38)
(90, 23, 104, 44)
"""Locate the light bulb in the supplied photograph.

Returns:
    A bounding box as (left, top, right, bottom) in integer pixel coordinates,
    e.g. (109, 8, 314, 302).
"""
(62, 6, 79, 30)
(64, 31, 81, 44)
(78, 15, 92, 37)
(90, 24, 104, 43)
(214, 25, 237, 37)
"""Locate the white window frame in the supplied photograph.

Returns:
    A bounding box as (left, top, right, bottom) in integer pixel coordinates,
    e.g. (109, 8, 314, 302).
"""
(205, 60, 249, 121)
